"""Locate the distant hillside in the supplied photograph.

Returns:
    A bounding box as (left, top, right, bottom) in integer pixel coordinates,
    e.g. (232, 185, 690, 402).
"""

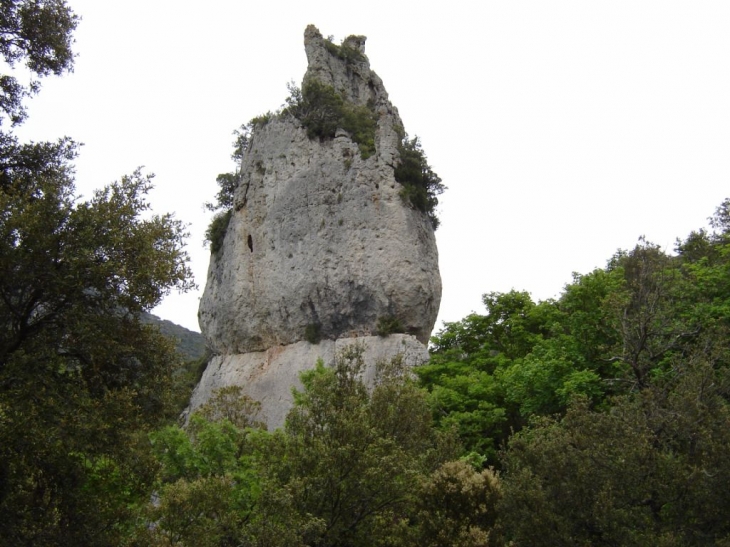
(141, 312, 208, 362)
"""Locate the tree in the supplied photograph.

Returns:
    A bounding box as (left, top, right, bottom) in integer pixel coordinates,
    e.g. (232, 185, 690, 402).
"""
(0, 153, 194, 544)
(143, 347, 469, 546)
(414, 460, 503, 547)
(499, 345, 730, 546)
(268, 345, 458, 547)
(419, 291, 567, 462)
(0, 0, 78, 125)
(0, 3, 200, 542)
(204, 124, 250, 254)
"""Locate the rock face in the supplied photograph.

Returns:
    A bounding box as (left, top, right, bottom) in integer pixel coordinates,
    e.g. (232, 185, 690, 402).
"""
(188, 335, 429, 429)
(192, 26, 442, 428)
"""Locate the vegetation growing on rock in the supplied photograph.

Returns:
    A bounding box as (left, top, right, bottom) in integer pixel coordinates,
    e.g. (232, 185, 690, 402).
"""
(205, 208, 232, 254)
(376, 315, 405, 336)
(395, 135, 446, 229)
(323, 35, 367, 63)
(284, 80, 378, 159)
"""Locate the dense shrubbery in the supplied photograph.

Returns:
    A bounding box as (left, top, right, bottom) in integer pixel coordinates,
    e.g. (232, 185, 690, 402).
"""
(14, 148, 730, 545)
(284, 80, 378, 159)
(136, 347, 500, 546)
(0, 6, 198, 543)
(147, 208, 730, 544)
(410, 199, 730, 544)
(15, 4, 730, 542)
(204, 124, 250, 254)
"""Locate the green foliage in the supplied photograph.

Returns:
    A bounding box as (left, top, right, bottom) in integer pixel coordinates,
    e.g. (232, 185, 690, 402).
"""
(287, 80, 343, 139)
(195, 385, 264, 430)
(140, 312, 207, 362)
(500, 351, 730, 546)
(205, 124, 250, 253)
(136, 387, 284, 546)
(205, 208, 232, 254)
(249, 110, 274, 127)
(395, 135, 445, 229)
(285, 80, 378, 159)
(377, 315, 405, 336)
(205, 125, 249, 209)
(0, 0, 78, 125)
(419, 291, 565, 461)
(304, 322, 322, 344)
(0, 159, 194, 544)
(0, 5, 198, 542)
(276, 345, 460, 546)
(421, 228, 730, 464)
(141, 349, 465, 546)
(208, 171, 237, 212)
(342, 101, 378, 159)
(140, 312, 210, 413)
(415, 460, 503, 547)
(497, 335, 599, 417)
(323, 35, 366, 63)
(144, 346, 490, 547)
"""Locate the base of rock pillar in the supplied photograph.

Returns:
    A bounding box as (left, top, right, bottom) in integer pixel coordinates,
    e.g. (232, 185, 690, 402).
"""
(185, 334, 429, 430)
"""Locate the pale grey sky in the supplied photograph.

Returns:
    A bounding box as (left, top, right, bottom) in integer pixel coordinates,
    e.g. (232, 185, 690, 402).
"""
(15, 1, 730, 333)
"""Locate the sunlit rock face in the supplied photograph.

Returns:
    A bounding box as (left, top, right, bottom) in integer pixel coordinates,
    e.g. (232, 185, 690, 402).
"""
(192, 25, 441, 428)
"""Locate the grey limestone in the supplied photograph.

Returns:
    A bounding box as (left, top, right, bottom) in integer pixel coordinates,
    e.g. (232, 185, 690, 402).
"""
(191, 26, 442, 428)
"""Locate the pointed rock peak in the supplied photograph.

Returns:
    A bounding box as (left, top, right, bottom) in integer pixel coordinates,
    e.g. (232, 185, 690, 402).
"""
(342, 34, 366, 54)
(304, 24, 367, 59)
(303, 25, 380, 107)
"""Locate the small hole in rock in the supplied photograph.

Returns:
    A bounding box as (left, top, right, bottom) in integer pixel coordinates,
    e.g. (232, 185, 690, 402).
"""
(247, 235, 253, 252)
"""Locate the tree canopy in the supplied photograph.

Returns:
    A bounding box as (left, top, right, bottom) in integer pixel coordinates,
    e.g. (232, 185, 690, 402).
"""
(137, 347, 500, 547)
(0, 2, 198, 543)
(0, 153, 194, 544)
(0, 0, 78, 126)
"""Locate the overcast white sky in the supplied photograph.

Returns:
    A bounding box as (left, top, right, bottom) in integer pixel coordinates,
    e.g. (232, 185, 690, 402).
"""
(14, 1, 730, 333)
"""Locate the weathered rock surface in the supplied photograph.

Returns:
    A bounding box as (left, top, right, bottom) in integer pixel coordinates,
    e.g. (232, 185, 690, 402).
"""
(198, 25, 441, 354)
(187, 335, 429, 429)
(192, 26, 441, 429)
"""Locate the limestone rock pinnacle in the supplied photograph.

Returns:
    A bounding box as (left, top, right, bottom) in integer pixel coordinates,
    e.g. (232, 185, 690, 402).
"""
(198, 25, 442, 355)
(191, 26, 442, 428)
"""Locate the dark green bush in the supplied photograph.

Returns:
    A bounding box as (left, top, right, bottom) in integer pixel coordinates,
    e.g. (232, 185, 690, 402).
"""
(304, 323, 322, 344)
(205, 209, 232, 255)
(250, 111, 274, 127)
(376, 316, 404, 336)
(395, 135, 445, 230)
(297, 80, 344, 140)
(324, 36, 366, 63)
(285, 81, 377, 159)
(343, 101, 377, 159)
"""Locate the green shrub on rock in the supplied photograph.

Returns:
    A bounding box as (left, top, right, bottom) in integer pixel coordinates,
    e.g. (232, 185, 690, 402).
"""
(285, 80, 378, 159)
(395, 135, 445, 230)
(377, 315, 405, 336)
(205, 209, 232, 254)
